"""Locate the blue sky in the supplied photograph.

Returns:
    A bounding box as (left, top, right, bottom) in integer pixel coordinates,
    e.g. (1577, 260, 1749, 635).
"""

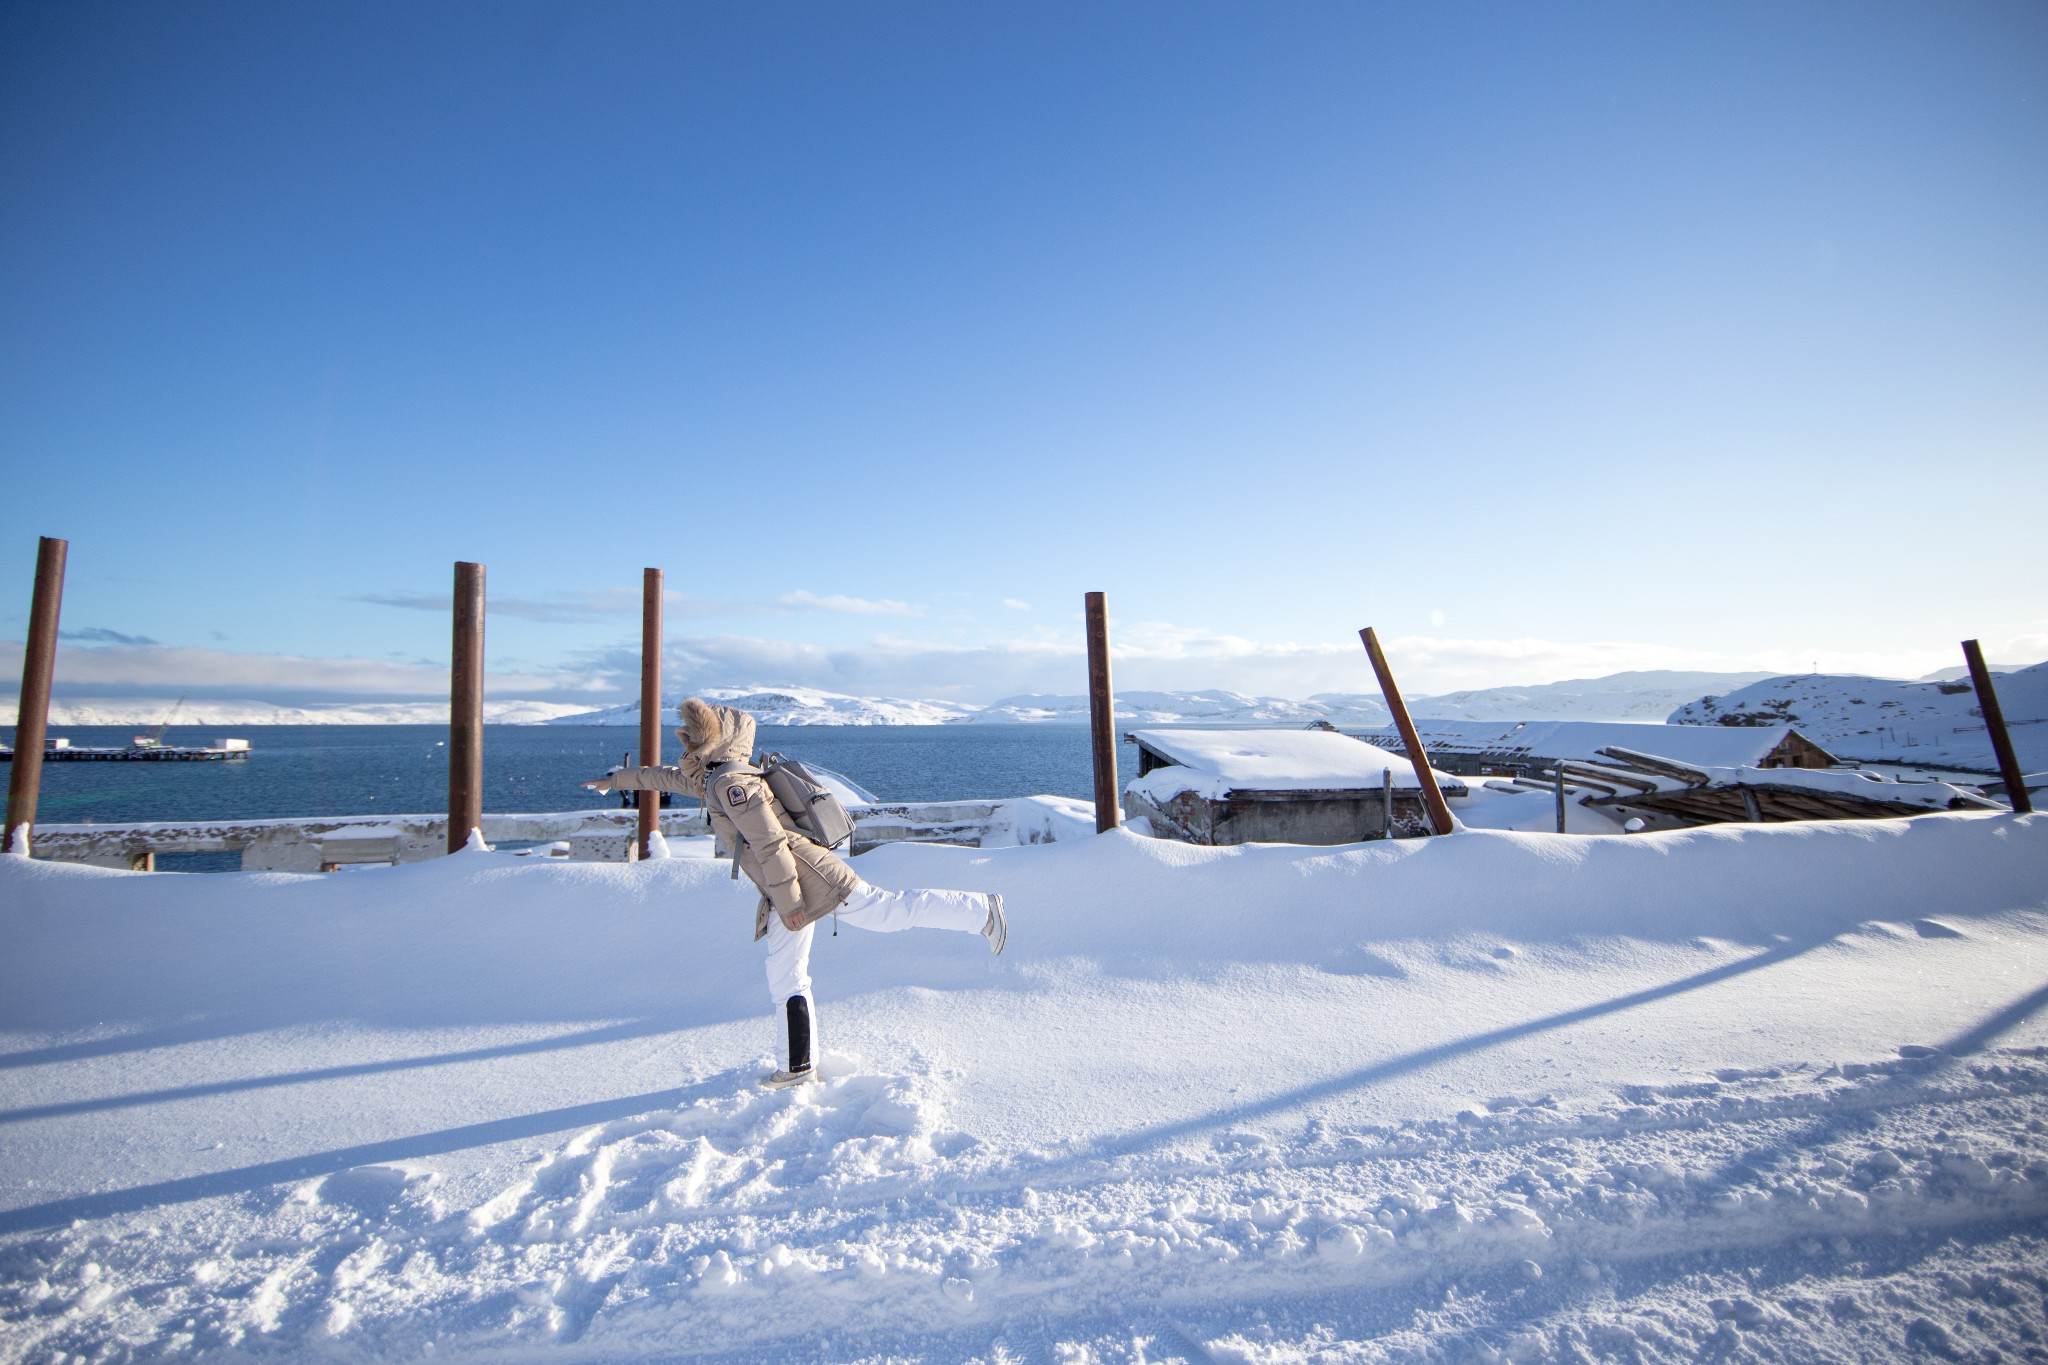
(3, 1, 2044, 707)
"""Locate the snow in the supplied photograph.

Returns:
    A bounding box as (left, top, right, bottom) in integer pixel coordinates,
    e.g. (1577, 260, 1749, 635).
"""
(807, 764, 880, 806)
(1406, 670, 1777, 723)
(970, 691, 1393, 727)
(5, 811, 2045, 1360)
(1366, 719, 1809, 769)
(1668, 662, 2048, 772)
(1125, 728, 1466, 803)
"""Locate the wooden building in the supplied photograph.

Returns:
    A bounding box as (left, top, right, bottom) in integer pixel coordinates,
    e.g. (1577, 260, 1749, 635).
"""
(1123, 728, 1467, 846)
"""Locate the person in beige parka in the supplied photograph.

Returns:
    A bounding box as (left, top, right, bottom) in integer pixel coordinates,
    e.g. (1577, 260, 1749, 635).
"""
(586, 698, 1006, 1089)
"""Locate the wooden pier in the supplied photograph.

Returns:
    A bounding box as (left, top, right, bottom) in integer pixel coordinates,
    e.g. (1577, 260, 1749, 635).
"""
(1, 741, 250, 763)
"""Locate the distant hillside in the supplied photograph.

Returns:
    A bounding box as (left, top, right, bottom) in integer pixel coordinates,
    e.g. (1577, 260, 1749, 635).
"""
(968, 690, 1392, 726)
(548, 687, 975, 727)
(37, 699, 590, 726)
(1669, 663, 2048, 771)
(1409, 670, 1776, 722)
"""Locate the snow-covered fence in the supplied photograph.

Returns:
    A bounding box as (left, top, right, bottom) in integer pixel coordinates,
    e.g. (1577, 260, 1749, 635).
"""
(29, 795, 1098, 871)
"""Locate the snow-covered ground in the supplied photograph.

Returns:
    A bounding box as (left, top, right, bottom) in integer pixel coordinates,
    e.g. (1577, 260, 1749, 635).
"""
(4, 811, 2046, 1361)
(1670, 664, 2048, 773)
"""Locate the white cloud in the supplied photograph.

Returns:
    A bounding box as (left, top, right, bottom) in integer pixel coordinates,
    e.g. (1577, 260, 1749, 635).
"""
(1002, 599, 1033, 612)
(13, 622, 2036, 715)
(357, 586, 923, 622)
(773, 591, 921, 617)
(0, 641, 602, 704)
(356, 588, 641, 623)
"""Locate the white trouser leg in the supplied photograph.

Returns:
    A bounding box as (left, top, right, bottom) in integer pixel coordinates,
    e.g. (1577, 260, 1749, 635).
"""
(762, 913, 816, 1007)
(835, 880, 989, 935)
(762, 914, 817, 1070)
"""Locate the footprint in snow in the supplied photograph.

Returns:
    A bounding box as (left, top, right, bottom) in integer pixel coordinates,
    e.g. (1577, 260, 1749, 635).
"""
(463, 1059, 962, 1245)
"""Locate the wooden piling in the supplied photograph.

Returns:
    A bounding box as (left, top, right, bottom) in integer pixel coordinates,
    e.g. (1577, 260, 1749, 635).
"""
(638, 567, 663, 859)
(448, 561, 485, 854)
(1555, 764, 1568, 834)
(4, 536, 68, 857)
(1085, 591, 1119, 832)
(1963, 639, 2032, 814)
(1359, 627, 1454, 836)
(1381, 766, 1393, 840)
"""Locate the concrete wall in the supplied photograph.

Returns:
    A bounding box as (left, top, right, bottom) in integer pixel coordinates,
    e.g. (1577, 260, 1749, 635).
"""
(24, 802, 1015, 871)
(1126, 788, 1436, 846)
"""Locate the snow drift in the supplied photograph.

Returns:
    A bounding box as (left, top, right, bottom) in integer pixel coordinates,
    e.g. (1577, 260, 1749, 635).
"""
(2, 813, 2046, 1361)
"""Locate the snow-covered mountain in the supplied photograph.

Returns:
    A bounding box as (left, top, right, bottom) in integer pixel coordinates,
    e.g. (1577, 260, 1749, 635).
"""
(548, 687, 977, 727)
(37, 699, 592, 726)
(966, 689, 1393, 726)
(1409, 670, 1776, 722)
(1668, 662, 2048, 771)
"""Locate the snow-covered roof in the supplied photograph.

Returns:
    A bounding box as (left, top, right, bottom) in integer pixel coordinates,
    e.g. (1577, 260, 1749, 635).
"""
(1363, 719, 1812, 768)
(1126, 728, 1467, 802)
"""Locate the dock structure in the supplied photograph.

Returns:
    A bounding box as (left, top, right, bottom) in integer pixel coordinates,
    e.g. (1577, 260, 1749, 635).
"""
(1, 739, 250, 763)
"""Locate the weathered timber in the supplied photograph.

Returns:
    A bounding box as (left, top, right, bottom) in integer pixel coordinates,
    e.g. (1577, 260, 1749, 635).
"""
(4, 536, 67, 857)
(1558, 760, 1663, 795)
(1085, 592, 1119, 832)
(638, 567, 663, 859)
(448, 561, 485, 854)
(1360, 627, 1454, 835)
(1595, 746, 1711, 787)
(1963, 639, 2032, 814)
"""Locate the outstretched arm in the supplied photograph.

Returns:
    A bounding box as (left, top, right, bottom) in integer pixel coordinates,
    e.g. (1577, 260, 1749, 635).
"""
(583, 766, 696, 795)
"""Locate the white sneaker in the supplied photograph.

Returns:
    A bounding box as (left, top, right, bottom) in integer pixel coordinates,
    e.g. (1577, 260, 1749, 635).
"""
(760, 1067, 816, 1090)
(982, 892, 1007, 956)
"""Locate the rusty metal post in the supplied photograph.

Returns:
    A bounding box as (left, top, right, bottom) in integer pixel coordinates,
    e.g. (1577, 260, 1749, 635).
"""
(4, 537, 68, 857)
(1085, 591, 1119, 832)
(1359, 627, 1454, 836)
(637, 567, 663, 859)
(1963, 639, 2032, 814)
(448, 561, 485, 854)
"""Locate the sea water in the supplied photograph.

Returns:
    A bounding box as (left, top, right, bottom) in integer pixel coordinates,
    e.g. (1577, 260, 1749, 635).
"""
(3, 725, 1128, 826)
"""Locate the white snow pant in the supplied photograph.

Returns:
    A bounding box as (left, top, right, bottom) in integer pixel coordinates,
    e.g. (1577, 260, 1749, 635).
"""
(761, 879, 990, 1068)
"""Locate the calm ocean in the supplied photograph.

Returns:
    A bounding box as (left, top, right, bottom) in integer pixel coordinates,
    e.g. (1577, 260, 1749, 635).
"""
(3, 725, 1129, 826)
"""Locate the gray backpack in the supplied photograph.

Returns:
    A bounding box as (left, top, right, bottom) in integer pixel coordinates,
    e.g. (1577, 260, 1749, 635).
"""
(759, 752, 857, 851)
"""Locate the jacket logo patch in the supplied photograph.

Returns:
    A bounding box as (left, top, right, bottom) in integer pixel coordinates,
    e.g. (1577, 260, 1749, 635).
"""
(727, 787, 747, 806)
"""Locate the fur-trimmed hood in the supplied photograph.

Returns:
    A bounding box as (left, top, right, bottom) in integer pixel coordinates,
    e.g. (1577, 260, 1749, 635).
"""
(676, 698, 755, 793)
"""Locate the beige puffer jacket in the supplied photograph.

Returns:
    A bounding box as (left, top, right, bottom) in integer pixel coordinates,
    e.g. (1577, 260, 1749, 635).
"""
(598, 700, 860, 940)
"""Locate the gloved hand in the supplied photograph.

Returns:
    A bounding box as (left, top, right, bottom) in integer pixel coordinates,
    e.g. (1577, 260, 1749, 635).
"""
(582, 776, 614, 793)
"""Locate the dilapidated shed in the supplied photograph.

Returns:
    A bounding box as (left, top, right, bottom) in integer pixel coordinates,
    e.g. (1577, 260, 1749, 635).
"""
(1357, 719, 1836, 778)
(1123, 728, 1468, 845)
